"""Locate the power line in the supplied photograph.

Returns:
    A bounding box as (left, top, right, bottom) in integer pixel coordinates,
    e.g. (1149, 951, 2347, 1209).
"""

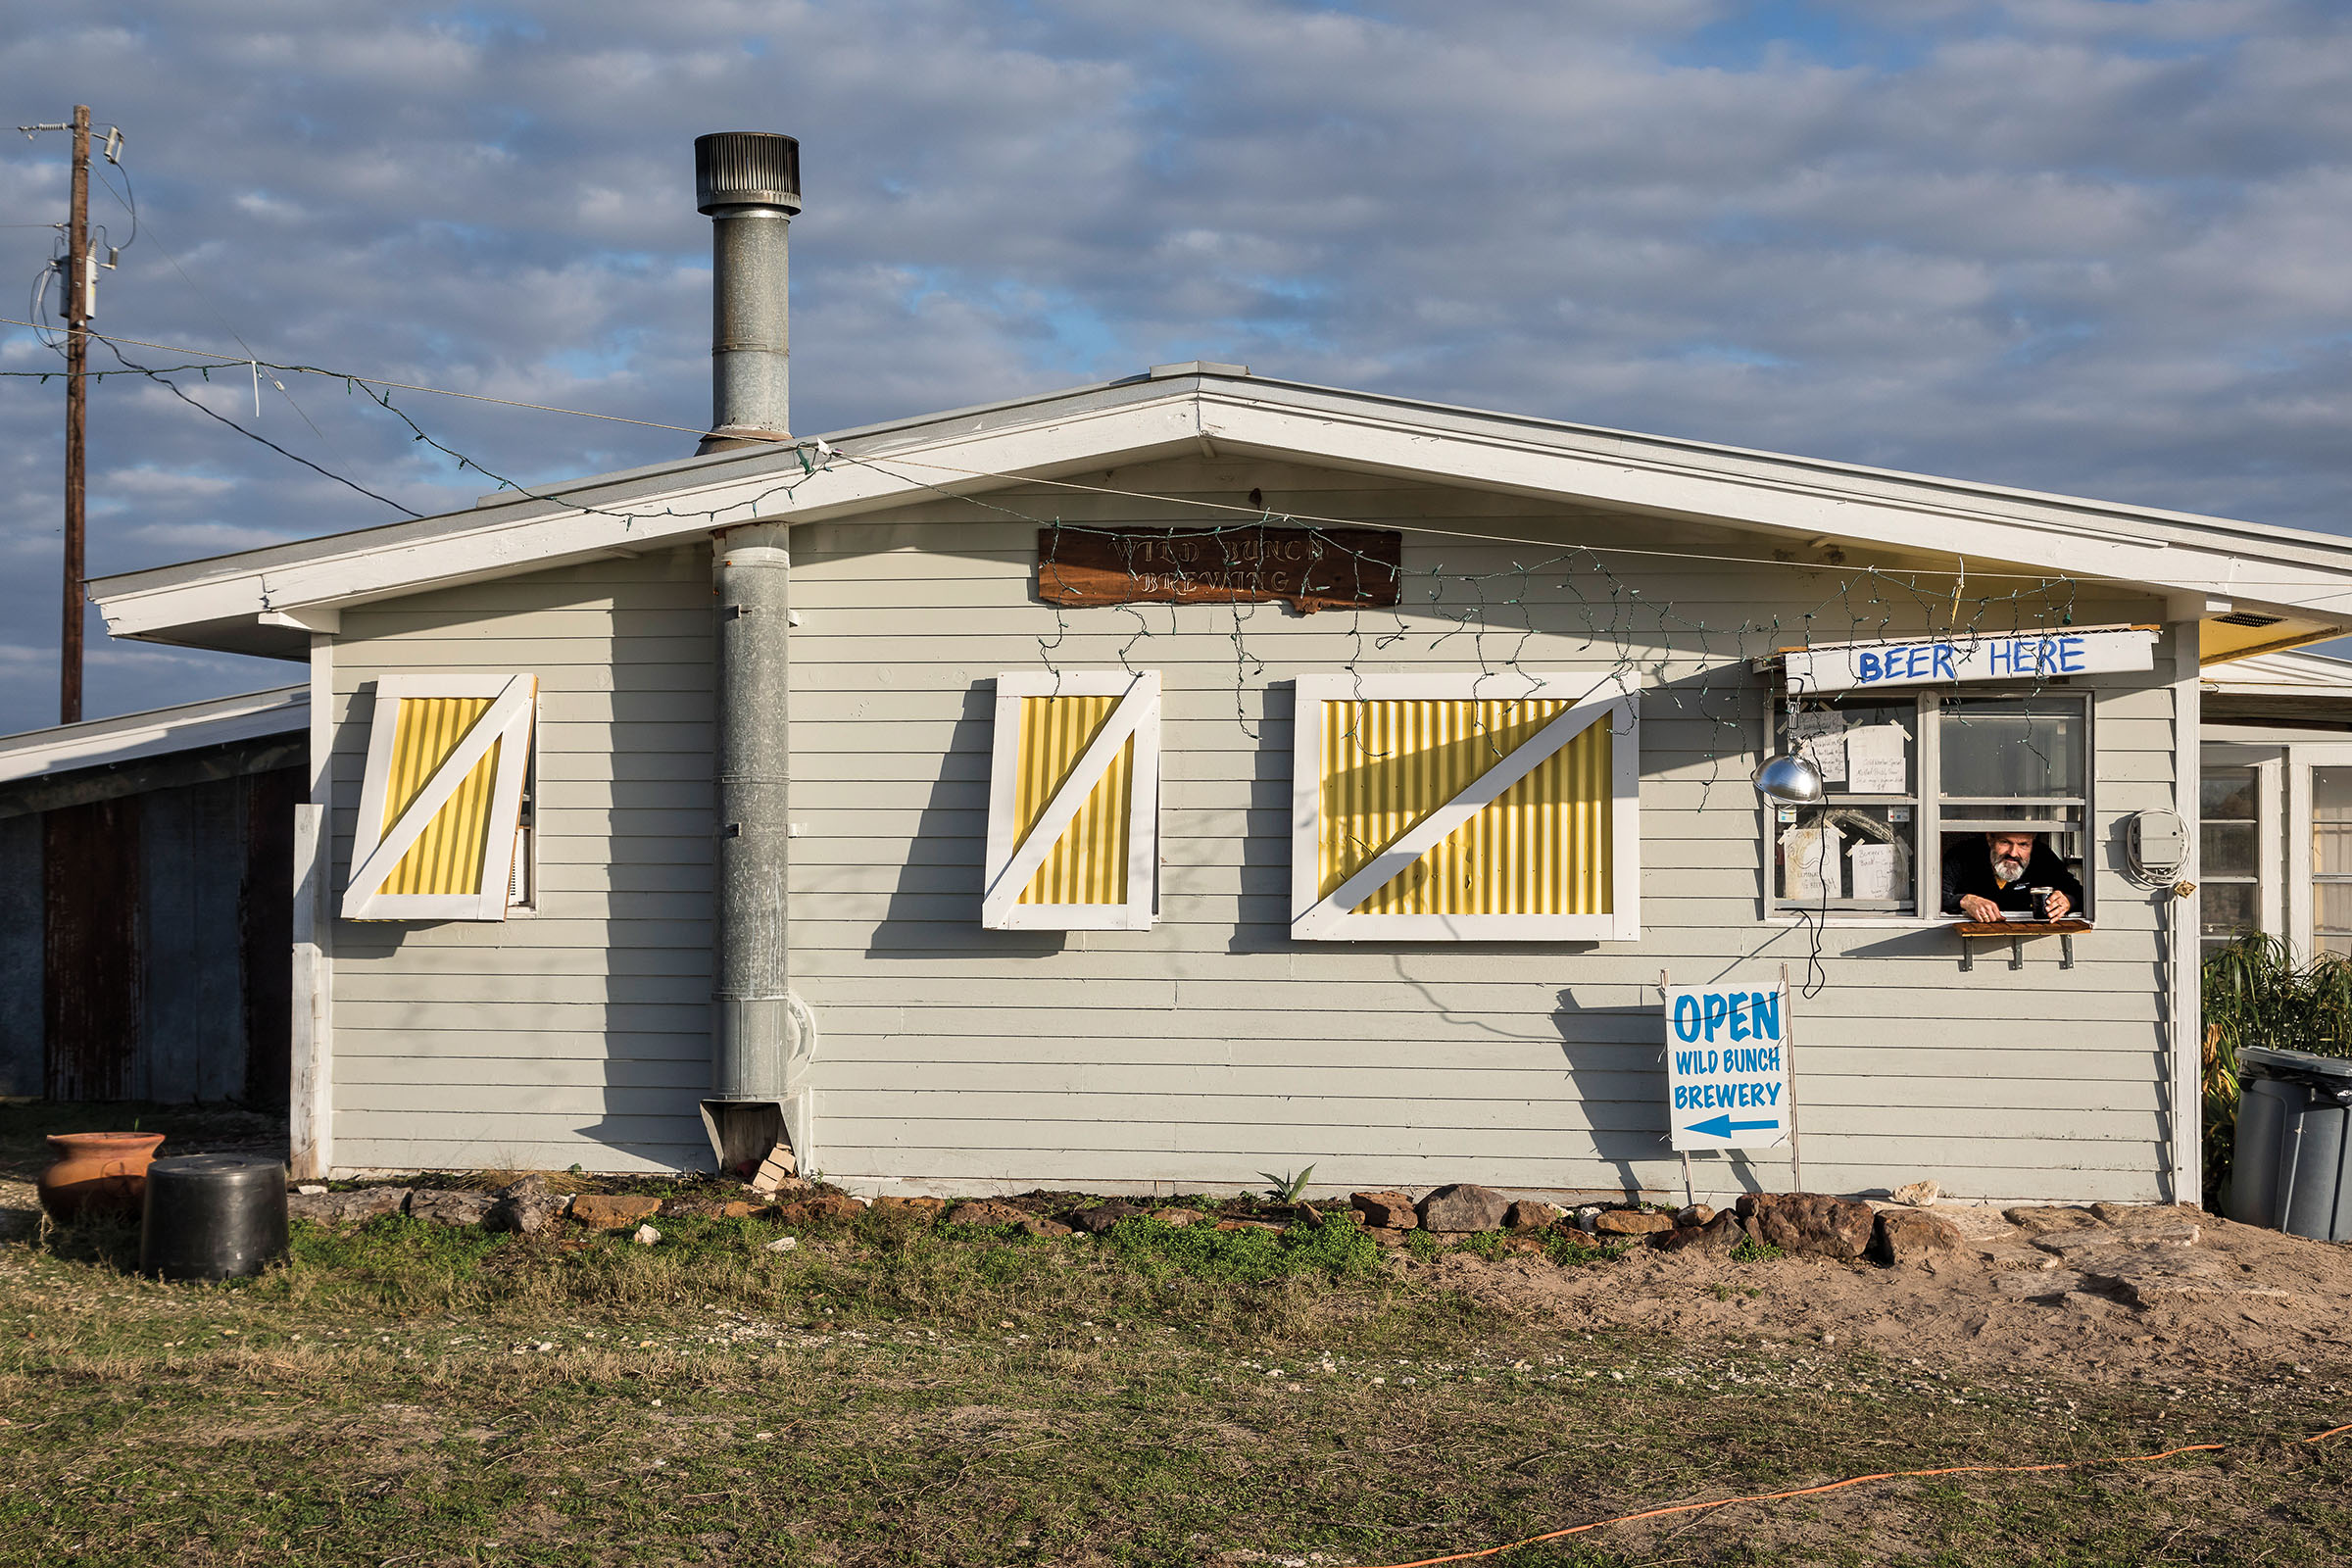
(0, 316, 724, 437)
(96, 336, 421, 516)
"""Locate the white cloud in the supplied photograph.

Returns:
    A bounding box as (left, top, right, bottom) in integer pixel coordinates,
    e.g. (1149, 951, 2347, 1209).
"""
(0, 0, 2348, 732)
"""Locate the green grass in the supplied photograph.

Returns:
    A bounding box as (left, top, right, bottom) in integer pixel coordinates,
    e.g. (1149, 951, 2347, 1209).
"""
(1, 1207, 2348, 1566)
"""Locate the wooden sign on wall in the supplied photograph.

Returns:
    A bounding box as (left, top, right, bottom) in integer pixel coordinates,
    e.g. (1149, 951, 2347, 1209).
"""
(1037, 524, 1402, 614)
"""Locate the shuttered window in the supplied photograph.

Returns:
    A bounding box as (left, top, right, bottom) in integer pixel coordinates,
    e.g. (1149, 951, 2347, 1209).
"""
(983, 671, 1161, 930)
(1291, 672, 1640, 941)
(343, 673, 538, 921)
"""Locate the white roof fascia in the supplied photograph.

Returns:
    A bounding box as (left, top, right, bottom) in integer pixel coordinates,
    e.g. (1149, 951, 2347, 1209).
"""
(90, 370, 2352, 644)
(2199, 649, 2352, 696)
(95, 392, 1207, 641)
(1191, 387, 2352, 618)
(0, 684, 308, 785)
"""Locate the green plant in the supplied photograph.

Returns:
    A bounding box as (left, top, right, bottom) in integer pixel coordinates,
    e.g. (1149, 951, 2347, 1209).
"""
(1452, 1229, 1509, 1260)
(1728, 1237, 1785, 1263)
(2199, 933, 2352, 1204)
(1541, 1230, 1626, 1267)
(1257, 1166, 1314, 1204)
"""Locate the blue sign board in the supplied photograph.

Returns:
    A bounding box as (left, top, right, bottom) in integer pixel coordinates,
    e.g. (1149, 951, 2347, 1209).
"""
(1664, 981, 1792, 1152)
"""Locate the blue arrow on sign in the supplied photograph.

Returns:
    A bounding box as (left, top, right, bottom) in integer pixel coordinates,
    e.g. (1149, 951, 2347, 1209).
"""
(1685, 1114, 1781, 1141)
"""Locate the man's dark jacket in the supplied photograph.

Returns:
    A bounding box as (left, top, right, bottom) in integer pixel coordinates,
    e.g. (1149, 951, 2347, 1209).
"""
(1939, 836, 2084, 915)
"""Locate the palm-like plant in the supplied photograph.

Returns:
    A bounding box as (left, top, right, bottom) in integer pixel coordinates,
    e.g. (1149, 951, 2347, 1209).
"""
(2199, 933, 2352, 1203)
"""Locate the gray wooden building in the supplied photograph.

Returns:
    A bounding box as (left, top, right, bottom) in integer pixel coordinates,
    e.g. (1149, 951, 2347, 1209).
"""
(81, 367, 2352, 1206)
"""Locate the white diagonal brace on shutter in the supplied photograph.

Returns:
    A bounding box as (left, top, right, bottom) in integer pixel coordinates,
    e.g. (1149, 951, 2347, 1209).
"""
(343, 675, 535, 907)
(981, 672, 1153, 926)
(1293, 693, 1622, 941)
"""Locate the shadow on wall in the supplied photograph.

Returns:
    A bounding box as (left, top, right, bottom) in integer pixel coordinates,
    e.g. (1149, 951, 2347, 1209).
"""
(867, 678, 1067, 960)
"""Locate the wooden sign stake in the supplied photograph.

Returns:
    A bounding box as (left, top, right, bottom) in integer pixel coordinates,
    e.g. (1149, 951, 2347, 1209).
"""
(1660, 969, 1694, 1208)
(1781, 962, 1806, 1194)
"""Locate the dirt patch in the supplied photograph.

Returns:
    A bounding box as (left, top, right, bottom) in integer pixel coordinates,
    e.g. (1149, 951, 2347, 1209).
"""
(1419, 1203, 2352, 1389)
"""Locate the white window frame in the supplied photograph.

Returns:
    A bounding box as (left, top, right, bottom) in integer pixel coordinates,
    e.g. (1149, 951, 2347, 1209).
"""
(1290, 671, 1642, 943)
(2197, 744, 2281, 952)
(2283, 742, 2352, 958)
(343, 673, 538, 922)
(982, 669, 1161, 931)
(1766, 686, 2093, 923)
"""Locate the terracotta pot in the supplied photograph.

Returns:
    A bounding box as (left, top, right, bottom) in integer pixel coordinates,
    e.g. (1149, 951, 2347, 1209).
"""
(37, 1132, 166, 1222)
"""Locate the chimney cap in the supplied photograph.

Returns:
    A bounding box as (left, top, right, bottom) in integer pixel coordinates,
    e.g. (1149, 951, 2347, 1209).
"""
(696, 131, 801, 216)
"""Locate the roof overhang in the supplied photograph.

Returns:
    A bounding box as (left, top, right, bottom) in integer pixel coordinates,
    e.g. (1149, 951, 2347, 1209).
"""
(89, 368, 2352, 662)
(0, 684, 308, 785)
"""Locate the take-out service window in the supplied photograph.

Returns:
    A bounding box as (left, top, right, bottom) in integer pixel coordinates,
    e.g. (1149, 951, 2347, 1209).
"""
(1769, 690, 2091, 919)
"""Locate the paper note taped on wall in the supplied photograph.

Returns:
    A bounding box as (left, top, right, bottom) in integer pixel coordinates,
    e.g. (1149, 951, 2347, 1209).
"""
(1843, 724, 1909, 794)
(1788, 709, 1848, 784)
(1798, 731, 1847, 784)
(1780, 824, 1839, 901)
(1846, 839, 1909, 902)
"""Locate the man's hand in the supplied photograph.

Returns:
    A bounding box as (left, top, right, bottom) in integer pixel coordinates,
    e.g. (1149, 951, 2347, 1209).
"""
(2043, 890, 2072, 920)
(1959, 894, 2001, 922)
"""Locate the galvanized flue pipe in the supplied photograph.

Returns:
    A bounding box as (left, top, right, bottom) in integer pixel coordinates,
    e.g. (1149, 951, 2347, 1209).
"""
(694, 131, 799, 453)
(700, 128, 806, 1169)
(708, 520, 796, 1168)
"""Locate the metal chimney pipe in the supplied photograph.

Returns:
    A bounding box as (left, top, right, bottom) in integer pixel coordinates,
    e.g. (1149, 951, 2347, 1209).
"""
(700, 131, 811, 1175)
(694, 131, 800, 453)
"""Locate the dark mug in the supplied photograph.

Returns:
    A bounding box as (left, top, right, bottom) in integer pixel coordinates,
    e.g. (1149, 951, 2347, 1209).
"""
(2027, 886, 2052, 920)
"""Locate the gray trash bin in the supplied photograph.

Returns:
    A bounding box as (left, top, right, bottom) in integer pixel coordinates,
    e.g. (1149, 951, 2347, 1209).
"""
(2225, 1045, 2352, 1242)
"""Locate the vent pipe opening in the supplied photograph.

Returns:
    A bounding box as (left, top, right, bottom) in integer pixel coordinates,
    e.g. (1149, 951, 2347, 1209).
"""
(695, 131, 801, 454)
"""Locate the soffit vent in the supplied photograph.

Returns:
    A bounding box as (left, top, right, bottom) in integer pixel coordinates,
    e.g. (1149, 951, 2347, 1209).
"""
(2215, 611, 2285, 628)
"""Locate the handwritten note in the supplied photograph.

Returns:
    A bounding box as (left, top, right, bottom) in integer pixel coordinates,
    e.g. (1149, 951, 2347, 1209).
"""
(1843, 724, 1909, 794)
(1847, 840, 1908, 902)
(1788, 710, 1847, 785)
(1780, 825, 1839, 901)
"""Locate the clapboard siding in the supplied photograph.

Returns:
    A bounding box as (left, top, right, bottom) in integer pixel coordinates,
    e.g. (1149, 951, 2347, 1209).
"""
(323, 455, 2187, 1199)
(328, 548, 716, 1171)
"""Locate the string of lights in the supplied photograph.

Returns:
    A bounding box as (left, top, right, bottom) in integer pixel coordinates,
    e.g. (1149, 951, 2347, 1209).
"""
(3, 315, 2103, 993)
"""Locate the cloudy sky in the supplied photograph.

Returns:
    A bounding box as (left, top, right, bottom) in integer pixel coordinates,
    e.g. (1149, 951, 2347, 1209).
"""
(3, 0, 2349, 734)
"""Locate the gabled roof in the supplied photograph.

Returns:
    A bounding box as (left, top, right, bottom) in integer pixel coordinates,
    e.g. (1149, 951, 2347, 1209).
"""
(89, 365, 2352, 662)
(0, 684, 307, 785)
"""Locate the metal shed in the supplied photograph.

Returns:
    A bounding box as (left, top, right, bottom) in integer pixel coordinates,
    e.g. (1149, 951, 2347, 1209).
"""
(0, 686, 306, 1104)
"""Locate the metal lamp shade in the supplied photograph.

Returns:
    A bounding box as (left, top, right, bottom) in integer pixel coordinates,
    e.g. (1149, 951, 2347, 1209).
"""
(1751, 753, 1826, 808)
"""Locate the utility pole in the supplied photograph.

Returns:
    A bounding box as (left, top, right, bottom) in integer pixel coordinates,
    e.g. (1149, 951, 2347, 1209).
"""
(20, 106, 102, 724)
(63, 103, 89, 725)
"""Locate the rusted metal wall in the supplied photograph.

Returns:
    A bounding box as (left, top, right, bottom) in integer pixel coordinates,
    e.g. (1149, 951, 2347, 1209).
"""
(0, 814, 39, 1096)
(42, 796, 141, 1101)
(241, 766, 299, 1109)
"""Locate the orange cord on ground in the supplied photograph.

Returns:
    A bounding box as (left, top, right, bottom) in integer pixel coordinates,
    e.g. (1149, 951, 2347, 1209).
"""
(1346, 1422, 2352, 1568)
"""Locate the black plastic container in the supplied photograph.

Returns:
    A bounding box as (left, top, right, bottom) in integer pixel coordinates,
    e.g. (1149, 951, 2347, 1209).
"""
(139, 1154, 290, 1281)
(2226, 1046, 2352, 1243)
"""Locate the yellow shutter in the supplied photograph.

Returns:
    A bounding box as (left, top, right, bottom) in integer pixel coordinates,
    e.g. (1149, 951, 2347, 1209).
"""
(1292, 673, 1639, 942)
(984, 671, 1160, 930)
(1320, 698, 1611, 916)
(343, 674, 537, 921)
(379, 696, 501, 898)
(1011, 694, 1134, 906)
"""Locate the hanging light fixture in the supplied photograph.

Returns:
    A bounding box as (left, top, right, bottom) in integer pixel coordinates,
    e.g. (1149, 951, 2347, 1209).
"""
(1752, 691, 1826, 807)
(1752, 751, 1826, 807)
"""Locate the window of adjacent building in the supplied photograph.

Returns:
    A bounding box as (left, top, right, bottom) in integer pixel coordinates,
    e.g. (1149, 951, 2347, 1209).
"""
(1769, 689, 2090, 918)
(2199, 763, 2261, 953)
(2311, 766, 2352, 957)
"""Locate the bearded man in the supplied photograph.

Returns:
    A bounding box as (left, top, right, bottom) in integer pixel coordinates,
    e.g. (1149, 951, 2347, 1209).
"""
(1940, 829, 2083, 921)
